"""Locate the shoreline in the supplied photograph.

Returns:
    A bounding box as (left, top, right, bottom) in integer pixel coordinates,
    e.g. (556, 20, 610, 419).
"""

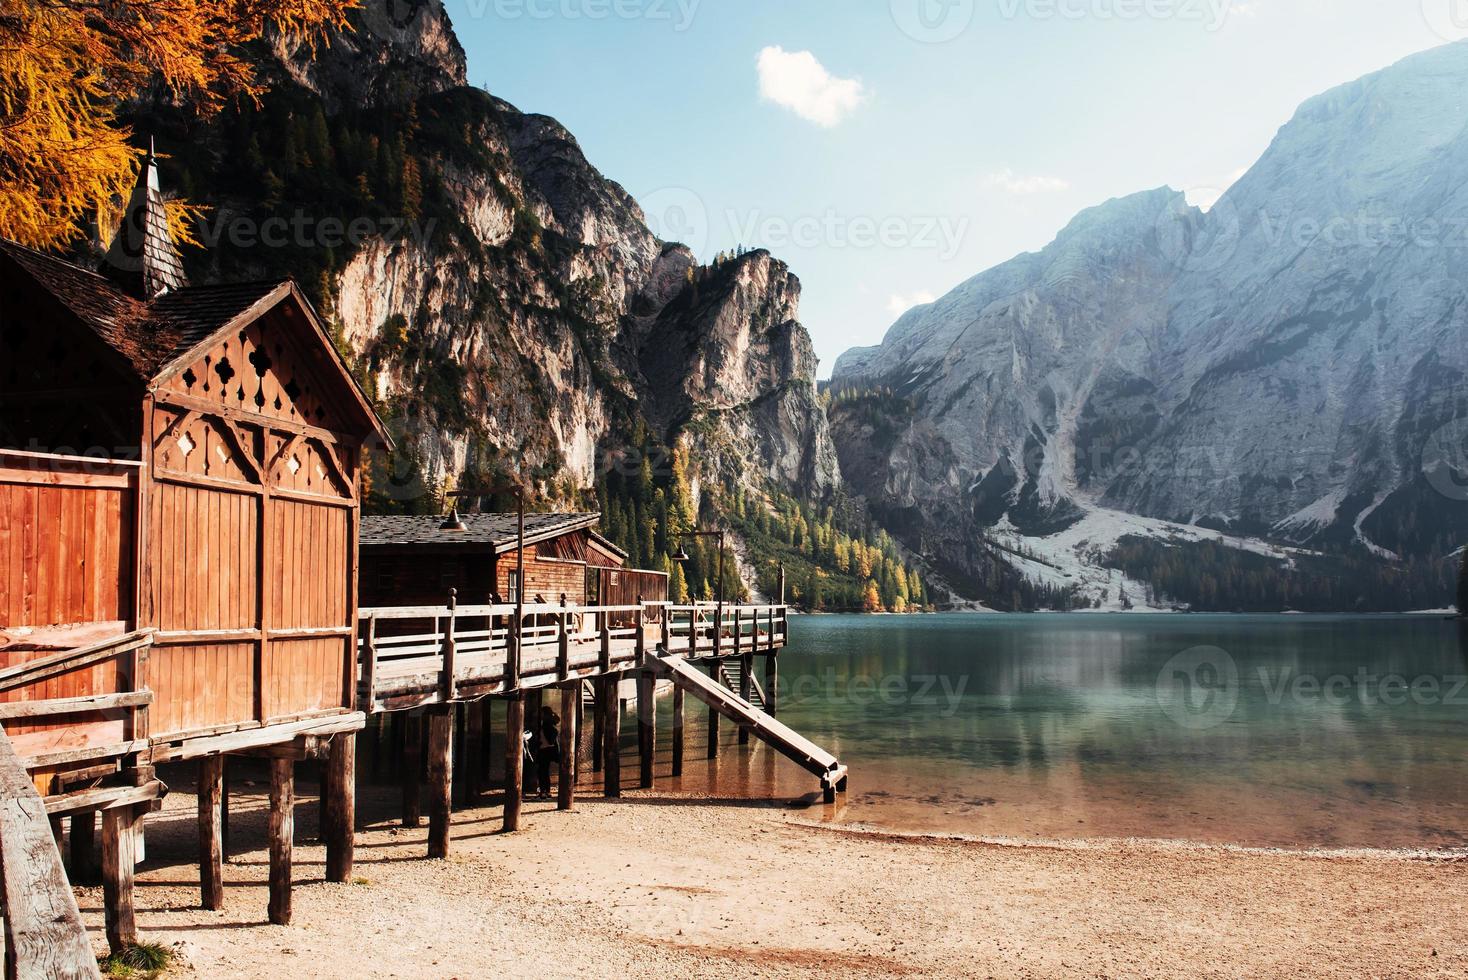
(91, 776, 1468, 978)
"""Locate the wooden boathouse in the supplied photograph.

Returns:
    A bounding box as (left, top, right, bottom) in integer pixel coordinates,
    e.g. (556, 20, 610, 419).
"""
(0, 144, 386, 963)
(0, 147, 844, 976)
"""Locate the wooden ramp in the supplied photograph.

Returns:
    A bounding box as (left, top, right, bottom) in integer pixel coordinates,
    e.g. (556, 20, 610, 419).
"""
(649, 653, 847, 798)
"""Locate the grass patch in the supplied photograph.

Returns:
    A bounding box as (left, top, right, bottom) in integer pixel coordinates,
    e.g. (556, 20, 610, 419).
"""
(352, 876, 372, 886)
(99, 942, 173, 979)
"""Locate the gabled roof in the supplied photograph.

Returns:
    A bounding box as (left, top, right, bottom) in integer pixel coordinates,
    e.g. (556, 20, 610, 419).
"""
(0, 239, 388, 441)
(361, 512, 602, 552)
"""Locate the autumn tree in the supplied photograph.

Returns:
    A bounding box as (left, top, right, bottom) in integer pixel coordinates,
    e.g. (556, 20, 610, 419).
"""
(0, 0, 358, 249)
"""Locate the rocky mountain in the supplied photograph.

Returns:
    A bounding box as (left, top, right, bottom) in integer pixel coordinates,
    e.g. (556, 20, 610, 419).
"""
(831, 43, 1468, 608)
(140, 0, 837, 515)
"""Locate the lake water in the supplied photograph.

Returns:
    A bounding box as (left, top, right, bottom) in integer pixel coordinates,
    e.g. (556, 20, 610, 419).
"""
(672, 613, 1468, 850)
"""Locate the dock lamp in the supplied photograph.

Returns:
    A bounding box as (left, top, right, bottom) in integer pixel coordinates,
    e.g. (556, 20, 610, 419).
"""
(672, 528, 726, 611)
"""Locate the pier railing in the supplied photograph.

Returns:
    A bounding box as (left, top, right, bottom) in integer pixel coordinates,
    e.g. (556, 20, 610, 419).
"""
(357, 598, 787, 712)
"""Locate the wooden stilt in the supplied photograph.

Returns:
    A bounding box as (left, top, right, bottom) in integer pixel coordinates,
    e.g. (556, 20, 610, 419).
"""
(402, 711, 422, 828)
(71, 810, 97, 885)
(427, 706, 453, 859)
(671, 684, 685, 777)
(764, 653, 779, 717)
(198, 755, 224, 910)
(823, 781, 837, 804)
(637, 670, 655, 789)
(102, 804, 140, 952)
(268, 758, 294, 926)
(573, 685, 585, 786)
(707, 661, 721, 759)
(325, 733, 355, 882)
(466, 698, 486, 803)
(591, 682, 605, 772)
(557, 682, 577, 810)
(601, 676, 621, 798)
(219, 756, 230, 861)
(503, 694, 525, 832)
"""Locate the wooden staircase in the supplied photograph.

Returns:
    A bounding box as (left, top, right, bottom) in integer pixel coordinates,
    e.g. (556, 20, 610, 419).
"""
(717, 659, 765, 710)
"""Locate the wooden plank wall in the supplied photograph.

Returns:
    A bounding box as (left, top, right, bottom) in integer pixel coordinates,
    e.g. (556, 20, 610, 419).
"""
(0, 454, 137, 776)
(496, 546, 587, 605)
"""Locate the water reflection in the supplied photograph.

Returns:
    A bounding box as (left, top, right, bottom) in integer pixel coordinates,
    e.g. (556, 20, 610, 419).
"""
(663, 614, 1468, 849)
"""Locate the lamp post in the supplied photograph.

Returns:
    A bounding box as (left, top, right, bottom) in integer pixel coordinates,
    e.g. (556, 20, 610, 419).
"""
(670, 528, 726, 610)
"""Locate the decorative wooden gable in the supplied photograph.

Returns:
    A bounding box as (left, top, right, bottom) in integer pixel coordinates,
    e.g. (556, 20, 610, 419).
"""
(161, 301, 355, 436)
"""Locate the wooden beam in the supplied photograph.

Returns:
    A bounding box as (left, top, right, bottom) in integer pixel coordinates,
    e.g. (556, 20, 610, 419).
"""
(557, 683, 577, 811)
(503, 694, 524, 832)
(42, 780, 163, 818)
(0, 691, 151, 720)
(268, 758, 293, 926)
(101, 804, 140, 953)
(325, 733, 355, 882)
(0, 730, 101, 978)
(426, 707, 452, 860)
(198, 756, 224, 910)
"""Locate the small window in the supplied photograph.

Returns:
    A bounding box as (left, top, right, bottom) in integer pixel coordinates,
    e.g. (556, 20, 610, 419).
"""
(506, 570, 520, 603)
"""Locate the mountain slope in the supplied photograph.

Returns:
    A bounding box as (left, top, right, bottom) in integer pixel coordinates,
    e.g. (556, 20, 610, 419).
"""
(832, 43, 1468, 609)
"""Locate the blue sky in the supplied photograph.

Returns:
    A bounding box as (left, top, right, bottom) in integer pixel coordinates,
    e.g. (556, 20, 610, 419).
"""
(446, 0, 1457, 375)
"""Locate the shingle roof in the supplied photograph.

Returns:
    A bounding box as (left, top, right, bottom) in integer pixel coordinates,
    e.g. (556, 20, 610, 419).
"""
(361, 512, 601, 550)
(102, 146, 187, 299)
(1, 238, 287, 377)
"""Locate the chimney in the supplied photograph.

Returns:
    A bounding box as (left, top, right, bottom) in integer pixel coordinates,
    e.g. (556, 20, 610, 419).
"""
(103, 138, 188, 300)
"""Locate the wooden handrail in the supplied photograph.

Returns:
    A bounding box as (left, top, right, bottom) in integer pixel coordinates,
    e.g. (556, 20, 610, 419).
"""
(0, 724, 102, 980)
(0, 630, 153, 695)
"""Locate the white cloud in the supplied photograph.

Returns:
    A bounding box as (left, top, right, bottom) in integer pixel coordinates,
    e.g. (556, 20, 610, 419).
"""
(982, 169, 1071, 196)
(886, 290, 937, 316)
(756, 46, 866, 127)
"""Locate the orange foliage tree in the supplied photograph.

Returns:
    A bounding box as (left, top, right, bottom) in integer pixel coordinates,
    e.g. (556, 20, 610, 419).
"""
(0, 0, 358, 250)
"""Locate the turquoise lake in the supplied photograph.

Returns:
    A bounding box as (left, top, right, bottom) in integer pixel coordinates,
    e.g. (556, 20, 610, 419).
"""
(673, 613, 1468, 849)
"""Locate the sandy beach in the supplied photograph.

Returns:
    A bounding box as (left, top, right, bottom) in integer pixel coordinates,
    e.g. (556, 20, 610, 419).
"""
(78, 761, 1467, 979)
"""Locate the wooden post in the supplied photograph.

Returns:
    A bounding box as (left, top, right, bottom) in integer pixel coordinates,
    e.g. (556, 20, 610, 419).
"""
(503, 694, 524, 832)
(69, 811, 97, 885)
(556, 594, 570, 681)
(441, 590, 458, 702)
(591, 679, 604, 772)
(601, 675, 621, 798)
(671, 681, 685, 776)
(466, 699, 486, 803)
(102, 804, 140, 952)
(198, 756, 224, 910)
(764, 652, 779, 717)
(363, 613, 378, 711)
(557, 682, 577, 810)
(427, 706, 453, 859)
(325, 733, 355, 882)
(736, 609, 751, 744)
(707, 660, 721, 759)
(402, 711, 422, 828)
(637, 670, 655, 789)
(268, 758, 294, 926)
(573, 684, 585, 785)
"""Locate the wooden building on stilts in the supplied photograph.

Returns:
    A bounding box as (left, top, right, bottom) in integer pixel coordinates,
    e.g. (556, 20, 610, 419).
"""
(0, 144, 842, 976)
(0, 144, 386, 962)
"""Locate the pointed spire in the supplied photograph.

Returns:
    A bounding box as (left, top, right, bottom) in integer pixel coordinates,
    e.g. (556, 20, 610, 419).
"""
(103, 139, 187, 300)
